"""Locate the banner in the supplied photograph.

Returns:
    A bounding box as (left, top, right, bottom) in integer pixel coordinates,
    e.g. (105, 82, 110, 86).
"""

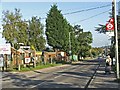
(0, 44, 11, 54)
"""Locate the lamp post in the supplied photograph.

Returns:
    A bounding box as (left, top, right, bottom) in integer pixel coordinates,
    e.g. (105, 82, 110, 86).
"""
(69, 32, 72, 63)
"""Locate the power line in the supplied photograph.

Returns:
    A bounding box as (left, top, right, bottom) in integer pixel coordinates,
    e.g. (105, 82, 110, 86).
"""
(40, 4, 111, 19)
(72, 9, 111, 24)
(63, 4, 111, 15)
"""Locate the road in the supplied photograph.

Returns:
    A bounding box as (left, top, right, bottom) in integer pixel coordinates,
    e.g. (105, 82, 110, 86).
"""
(2, 59, 100, 89)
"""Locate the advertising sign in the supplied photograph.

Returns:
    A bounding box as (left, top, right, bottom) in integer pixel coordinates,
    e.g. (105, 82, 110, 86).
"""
(0, 44, 11, 54)
(25, 57, 31, 64)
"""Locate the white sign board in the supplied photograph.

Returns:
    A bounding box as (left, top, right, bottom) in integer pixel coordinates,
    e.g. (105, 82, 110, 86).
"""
(61, 52, 64, 57)
(0, 44, 11, 54)
(25, 57, 31, 64)
(106, 32, 114, 36)
(20, 46, 30, 49)
(0, 57, 4, 67)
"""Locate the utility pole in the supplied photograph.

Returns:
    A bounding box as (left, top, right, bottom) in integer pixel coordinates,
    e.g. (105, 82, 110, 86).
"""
(112, 0, 119, 79)
(69, 32, 72, 62)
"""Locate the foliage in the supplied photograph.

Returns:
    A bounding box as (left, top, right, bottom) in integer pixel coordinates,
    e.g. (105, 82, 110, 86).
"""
(28, 16, 46, 51)
(46, 4, 70, 52)
(2, 9, 46, 51)
(90, 47, 103, 58)
(2, 8, 28, 48)
(77, 31, 93, 58)
(46, 4, 93, 57)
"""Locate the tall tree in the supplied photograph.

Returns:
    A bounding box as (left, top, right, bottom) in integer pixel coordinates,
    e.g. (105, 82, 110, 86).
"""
(28, 16, 46, 51)
(46, 4, 70, 52)
(77, 31, 92, 58)
(2, 8, 28, 48)
(2, 9, 46, 51)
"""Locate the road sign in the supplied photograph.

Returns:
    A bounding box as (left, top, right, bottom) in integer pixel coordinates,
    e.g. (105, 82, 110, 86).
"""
(106, 22, 114, 31)
(109, 18, 114, 23)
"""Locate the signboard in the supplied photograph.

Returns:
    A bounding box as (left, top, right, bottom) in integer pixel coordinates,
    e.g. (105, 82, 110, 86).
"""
(20, 46, 30, 49)
(0, 44, 11, 54)
(106, 18, 114, 31)
(109, 18, 114, 23)
(106, 32, 114, 36)
(106, 22, 114, 31)
(0, 56, 4, 67)
(61, 52, 64, 57)
(25, 57, 31, 64)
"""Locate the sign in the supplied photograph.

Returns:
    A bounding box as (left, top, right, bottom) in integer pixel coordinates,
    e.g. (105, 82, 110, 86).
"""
(20, 46, 30, 49)
(61, 52, 64, 57)
(0, 44, 11, 54)
(106, 22, 114, 31)
(109, 18, 114, 23)
(106, 32, 114, 36)
(25, 57, 31, 64)
(0, 56, 4, 67)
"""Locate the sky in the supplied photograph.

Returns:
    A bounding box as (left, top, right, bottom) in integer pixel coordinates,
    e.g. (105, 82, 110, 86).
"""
(0, 0, 119, 47)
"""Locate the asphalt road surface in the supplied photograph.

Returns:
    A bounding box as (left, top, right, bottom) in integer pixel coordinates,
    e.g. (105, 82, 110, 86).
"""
(2, 59, 100, 89)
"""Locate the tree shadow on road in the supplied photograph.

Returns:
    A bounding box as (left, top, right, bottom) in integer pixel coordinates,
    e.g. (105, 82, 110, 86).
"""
(2, 72, 81, 88)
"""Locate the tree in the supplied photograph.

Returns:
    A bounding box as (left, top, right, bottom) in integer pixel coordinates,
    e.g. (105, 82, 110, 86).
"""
(28, 16, 46, 51)
(77, 31, 93, 58)
(2, 8, 28, 48)
(46, 4, 70, 52)
(2, 9, 46, 51)
(71, 25, 93, 58)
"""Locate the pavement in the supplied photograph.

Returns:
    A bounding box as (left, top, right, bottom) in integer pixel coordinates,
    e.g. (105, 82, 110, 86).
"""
(89, 61, 120, 89)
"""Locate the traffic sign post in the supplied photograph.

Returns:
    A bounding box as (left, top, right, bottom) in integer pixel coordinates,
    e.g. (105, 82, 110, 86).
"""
(106, 22, 114, 31)
(109, 18, 114, 23)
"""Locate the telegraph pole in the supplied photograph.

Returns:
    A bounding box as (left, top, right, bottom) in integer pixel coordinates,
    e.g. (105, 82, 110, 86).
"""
(69, 32, 71, 62)
(112, 0, 119, 79)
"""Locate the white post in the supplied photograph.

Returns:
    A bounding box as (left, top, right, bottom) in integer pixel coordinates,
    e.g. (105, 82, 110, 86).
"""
(113, 0, 119, 79)
(69, 32, 72, 62)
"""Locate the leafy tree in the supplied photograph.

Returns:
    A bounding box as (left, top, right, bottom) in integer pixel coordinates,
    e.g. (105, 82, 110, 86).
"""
(46, 4, 93, 58)
(28, 16, 46, 51)
(46, 4, 70, 52)
(78, 31, 92, 58)
(2, 9, 46, 51)
(2, 8, 28, 48)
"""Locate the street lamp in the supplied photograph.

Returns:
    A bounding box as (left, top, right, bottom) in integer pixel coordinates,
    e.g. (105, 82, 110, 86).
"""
(69, 32, 72, 63)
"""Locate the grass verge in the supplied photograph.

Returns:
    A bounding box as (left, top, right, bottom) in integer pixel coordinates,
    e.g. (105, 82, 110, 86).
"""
(8, 63, 62, 72)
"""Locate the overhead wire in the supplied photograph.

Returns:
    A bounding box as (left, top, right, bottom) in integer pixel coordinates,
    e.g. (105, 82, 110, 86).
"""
(72, 9, 112, 24)
(40, 4, 111, 19)
(63, 4, 111, 15)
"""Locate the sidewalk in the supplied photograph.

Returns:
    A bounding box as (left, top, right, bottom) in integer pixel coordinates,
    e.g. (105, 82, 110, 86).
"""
(89, 63, 119, 88)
